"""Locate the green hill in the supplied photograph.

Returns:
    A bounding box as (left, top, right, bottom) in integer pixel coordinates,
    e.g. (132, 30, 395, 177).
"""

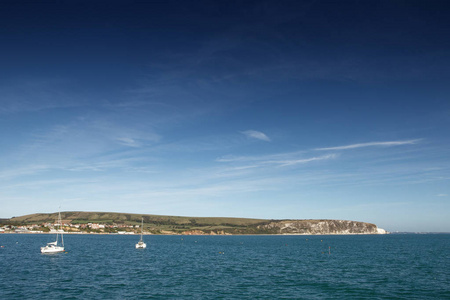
(9, 211, 273, 234)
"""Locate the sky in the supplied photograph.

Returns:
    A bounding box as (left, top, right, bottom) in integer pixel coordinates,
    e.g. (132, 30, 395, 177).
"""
(1, 0, 449, 232)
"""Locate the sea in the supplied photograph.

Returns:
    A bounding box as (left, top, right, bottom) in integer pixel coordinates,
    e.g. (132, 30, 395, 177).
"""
(0, 234, 449, 299)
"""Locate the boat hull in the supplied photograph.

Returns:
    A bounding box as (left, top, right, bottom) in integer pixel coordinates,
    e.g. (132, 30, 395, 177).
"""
(41, 246, 65, 254)
(135, 242, 146, 249)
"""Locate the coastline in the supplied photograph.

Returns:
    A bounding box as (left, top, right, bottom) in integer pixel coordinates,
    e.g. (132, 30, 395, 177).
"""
(1, 232, 392, 236)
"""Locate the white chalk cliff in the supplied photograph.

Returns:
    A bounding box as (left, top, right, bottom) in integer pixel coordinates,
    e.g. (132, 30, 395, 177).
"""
(258, 219, 388, 235)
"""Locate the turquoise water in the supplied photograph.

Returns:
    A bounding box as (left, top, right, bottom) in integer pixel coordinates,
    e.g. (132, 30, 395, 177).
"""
(0, 234, 449, 299)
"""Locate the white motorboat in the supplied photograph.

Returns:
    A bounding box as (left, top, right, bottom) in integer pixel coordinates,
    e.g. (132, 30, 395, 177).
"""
(135, 218, 147, 249)
(41, 211, 65, 254)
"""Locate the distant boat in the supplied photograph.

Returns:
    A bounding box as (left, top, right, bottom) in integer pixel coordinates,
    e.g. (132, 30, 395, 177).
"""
(135, 218, 147, 249)
(41, 211, 65, 254)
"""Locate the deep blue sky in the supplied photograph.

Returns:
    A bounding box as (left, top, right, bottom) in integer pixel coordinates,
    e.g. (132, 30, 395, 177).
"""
(1, 0, 449, 232)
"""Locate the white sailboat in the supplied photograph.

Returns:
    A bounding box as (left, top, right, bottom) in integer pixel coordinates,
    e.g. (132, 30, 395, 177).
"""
(41, 211, 65, 254)
(135, 218, 147, 249)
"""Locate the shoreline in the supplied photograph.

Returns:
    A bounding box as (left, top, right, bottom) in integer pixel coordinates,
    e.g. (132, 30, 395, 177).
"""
(0, 232, 393, 236)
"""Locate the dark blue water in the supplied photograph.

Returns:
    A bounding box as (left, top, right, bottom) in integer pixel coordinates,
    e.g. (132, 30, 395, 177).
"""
(0, 234, 449, 299)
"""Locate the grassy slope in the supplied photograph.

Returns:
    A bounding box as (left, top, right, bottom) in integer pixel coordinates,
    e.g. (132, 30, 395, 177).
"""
(10, 211, 270, 227)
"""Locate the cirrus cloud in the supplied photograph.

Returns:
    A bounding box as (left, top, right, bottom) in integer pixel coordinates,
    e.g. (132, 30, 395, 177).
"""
(241, 130, 271, 142)
(315, 139, 421, 151)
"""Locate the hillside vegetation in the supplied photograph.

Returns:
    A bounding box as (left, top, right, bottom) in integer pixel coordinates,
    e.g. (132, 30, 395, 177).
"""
(9, 211, 272, 234)
(7, 211, 385, 235)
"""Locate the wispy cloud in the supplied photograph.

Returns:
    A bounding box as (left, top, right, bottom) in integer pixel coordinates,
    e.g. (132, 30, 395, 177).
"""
(116, 137, 141, 148)
(0, 78, 86, 114)
(436, 194, 448, 197)
(241, 130, 271, 142)
(217, 151, 336, 168)
(216, 150, 305, 163)
(63, 156, 151, 172)
(315, 139, 421, 151)
(115, 176, 288, 203)
(0, 165, 50, 180)
(269, 154, 337, 167)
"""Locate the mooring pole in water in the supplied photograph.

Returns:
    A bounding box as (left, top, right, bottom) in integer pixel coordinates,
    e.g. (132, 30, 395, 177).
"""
(329, 246, 331, 255)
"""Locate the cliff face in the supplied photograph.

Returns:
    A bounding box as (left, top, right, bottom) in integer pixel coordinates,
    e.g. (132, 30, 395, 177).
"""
(258, 219, 387, 235)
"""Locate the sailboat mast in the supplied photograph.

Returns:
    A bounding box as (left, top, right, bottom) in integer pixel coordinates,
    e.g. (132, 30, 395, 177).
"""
(140, 218, 144, 241)
(59, 211, 64, 247)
